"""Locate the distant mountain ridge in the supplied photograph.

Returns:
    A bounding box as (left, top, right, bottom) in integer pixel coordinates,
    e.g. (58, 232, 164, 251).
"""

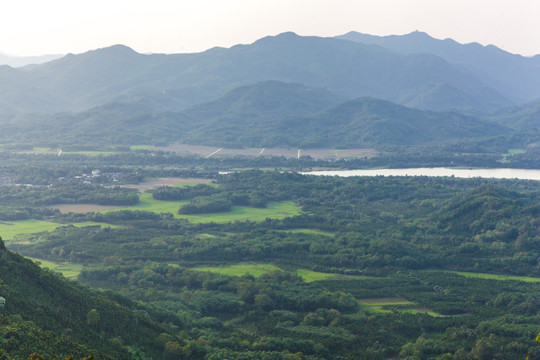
(0, 52, 63, 67)
(336, 31, 540, 104)
(0, 32, 515, 114)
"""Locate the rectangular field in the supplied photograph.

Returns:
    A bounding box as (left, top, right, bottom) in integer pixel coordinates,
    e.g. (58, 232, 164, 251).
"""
(192, 264, 374, 283)
(192, 264, 282, 277)
(440, 270, 540, 283)
(357, 298, 442, 316)
(0, 220, 118, 240)
(118, 177, 213, 192)
(55, 204, 126, 214)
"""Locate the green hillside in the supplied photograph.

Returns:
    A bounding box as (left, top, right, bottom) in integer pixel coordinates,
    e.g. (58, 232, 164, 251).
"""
(184, 96, 507, 148)
(0, 239, 173, 359)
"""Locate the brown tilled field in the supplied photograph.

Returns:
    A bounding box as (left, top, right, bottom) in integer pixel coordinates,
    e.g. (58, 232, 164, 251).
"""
(150, 144, 377, 160)
(120, 177, 213, 192)
(55, 204, 126, 214)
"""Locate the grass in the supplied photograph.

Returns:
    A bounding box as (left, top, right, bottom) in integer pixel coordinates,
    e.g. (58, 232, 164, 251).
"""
(282, 229, 334, 236)
(130, 145, 152, 150)
(0, 220, 118, 240)
(296, 269, 335, 282)
(102, 193, 300, 223)
(26, 257, 82, 279)
(296, 269, 377, 283)
(62, 150, 117, 156)
(193, 264, 374, 283)
(192, 264, 282, 277)
(439, 270, 540, 283)
(0, 220, 61, 240)
(357, 298, 443, 316)
(507, 149, 526, 156)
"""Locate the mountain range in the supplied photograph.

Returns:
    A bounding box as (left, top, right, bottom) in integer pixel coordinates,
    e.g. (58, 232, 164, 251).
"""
(0, 31, 539, 148)
(0, 32, 527, 114)
(337, 31, 540, 104)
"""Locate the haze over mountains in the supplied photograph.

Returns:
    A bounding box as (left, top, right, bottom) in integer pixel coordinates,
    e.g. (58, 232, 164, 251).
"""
(337, 31, 540, 104)
(0, 31, 538, 149)
(0, 52, 63, 68)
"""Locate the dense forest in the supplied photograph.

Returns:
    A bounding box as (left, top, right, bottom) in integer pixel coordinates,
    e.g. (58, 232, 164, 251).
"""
(1, 164, 538, 359)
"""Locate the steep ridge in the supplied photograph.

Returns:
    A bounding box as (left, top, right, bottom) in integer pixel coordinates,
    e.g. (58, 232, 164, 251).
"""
(0, 238, 171, 359)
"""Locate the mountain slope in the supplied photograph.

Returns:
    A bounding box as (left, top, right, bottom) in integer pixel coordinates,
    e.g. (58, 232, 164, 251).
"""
(182, 96, 508, 148)
(0, 239, 172, 359)
(490, 98, 540, 130)
(0, 33, 512, 114)
(337, 31, 540, 104)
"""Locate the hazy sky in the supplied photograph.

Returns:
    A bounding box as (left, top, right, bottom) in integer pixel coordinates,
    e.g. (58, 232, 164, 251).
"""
(1, 0, 540, 56)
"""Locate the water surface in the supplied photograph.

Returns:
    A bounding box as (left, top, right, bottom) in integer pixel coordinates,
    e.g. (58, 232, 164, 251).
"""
(303, 168, 540, 181)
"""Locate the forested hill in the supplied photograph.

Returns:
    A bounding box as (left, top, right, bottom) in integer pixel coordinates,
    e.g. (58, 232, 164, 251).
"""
(0, 239, 176, 359)
(0, 32, 512, 114)
(182, 95, 508, 148)
(0, 83, 508, 149)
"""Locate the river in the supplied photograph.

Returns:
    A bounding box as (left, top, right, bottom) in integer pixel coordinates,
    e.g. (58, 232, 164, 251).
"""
(302, 168, 540, 181)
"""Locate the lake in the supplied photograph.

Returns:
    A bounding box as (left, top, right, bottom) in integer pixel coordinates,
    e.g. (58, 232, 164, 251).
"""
(302, 168, 540, 181)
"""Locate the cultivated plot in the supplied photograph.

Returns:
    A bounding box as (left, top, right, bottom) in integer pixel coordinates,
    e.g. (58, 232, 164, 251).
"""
(26, 257, 83, 279)
(0, 220, 117, 240)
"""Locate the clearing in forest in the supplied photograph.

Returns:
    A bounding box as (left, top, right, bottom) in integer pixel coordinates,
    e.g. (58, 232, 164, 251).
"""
(0, 220, 116, 240)
(437, 270, 540, 283)
(357, 298, 443, 316)
(192, 264, 375, 283)
(26, 257, 82, 279)
(118, 177, 213, 192)
(192, 263, 282, 277)
(99, 193, 300, 223)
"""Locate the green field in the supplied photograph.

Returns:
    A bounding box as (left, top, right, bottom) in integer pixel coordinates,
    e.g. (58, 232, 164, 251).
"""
(17, 147, 119, 156)
(192, 264, 374, 283)
(0, 220, 118, 241)
(440, 270, 540, 283)
(102, 193, 300, 223)
(192, 263, 282, 277)
(295, 269, 335, 282)
(282, 229, 334, 236)
(26, 257, 82, 279)
(62, 150, 118, 156)
(295, 269, 375, 283)
(130, 145, 152, 150)
(357, 298, 442, 316)
(506, 149, 526, 156)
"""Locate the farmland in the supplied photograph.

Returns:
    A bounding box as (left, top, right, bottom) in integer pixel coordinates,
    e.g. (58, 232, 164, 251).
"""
(26, 256, 83, 279)
(117, 177, 213, 192)
(192, 263, 282, 277)
(98, 193, 301, 223)
(192, 263, 375, 283)
(440, 270, 540, 283)
(357, 298, 443, 316)
(151, 144, 378, 159)
(0, 220, 115, 241)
